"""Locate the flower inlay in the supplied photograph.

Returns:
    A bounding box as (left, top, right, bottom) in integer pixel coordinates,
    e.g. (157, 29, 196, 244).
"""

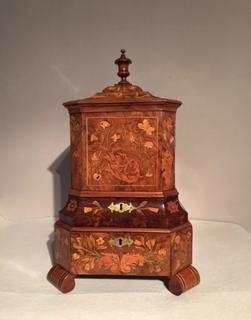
(67, 199, 78, 212)
(71, 232, 170, 275)
(167, 201, 179, 214)
(87, 116, 158, 186)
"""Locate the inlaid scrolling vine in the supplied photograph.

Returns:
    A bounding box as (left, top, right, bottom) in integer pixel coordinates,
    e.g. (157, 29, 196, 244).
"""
(86, 117, 158, 186)
(161, 113, 175, 189)
(66, 198, 179, 215)
(82, 200, 160, 215)
(70, 232, 170, 275)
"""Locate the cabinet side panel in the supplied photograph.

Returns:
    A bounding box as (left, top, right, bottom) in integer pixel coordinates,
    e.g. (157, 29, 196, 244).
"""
(160, 111, 176, 190)
(54, 224, 71, 271)
(70, 113, 84, 189)
(171, 224, 192, 275)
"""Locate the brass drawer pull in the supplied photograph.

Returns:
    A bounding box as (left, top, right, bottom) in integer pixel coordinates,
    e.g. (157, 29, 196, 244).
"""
(109, 236, 133, 248)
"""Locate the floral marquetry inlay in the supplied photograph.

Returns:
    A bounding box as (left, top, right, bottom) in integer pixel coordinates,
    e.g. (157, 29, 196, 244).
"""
(91, 82, 155, 99)
(107, 201, 160, 214)
(171, 226, 192, 274)
(81, 200, 160, 216)
(161, 113, 175, 190)
(66, 199, 78, 212)
(71, 232, 170, 275)
(70, 114, 83, 189)
(86, 116, 158, 187)
(167, 201, 179, 214)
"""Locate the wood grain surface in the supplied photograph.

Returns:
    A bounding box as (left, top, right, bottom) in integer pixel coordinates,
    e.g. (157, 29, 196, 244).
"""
(48, 50, 199, 295)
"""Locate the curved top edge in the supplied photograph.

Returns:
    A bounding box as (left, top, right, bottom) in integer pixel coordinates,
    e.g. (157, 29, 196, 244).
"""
(63, 96, 182, 107)
(63, 82, 182, 107)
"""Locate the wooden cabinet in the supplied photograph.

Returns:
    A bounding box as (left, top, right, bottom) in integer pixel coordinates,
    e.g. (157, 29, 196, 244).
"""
(48, 50, 200, 295)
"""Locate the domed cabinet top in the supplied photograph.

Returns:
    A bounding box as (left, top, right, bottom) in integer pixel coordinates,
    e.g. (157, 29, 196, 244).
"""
(63, 49, 182, 107)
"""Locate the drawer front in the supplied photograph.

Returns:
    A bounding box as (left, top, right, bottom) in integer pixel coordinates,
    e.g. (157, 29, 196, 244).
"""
(70, 231, 171, 276)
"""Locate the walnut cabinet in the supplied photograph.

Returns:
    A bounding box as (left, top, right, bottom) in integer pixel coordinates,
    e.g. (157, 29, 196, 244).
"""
(47, 50, 200, 295)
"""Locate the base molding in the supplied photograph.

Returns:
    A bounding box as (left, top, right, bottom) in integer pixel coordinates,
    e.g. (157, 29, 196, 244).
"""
(68, 188, 179, 198)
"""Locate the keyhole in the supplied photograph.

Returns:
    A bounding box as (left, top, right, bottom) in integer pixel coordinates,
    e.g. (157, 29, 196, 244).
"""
(119, 238, 123, 246)
(120, 203, 123, 211)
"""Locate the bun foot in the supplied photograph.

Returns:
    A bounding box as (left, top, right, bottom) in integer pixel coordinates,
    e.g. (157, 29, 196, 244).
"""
(47, 264, 75, 293)
(168, 265, 200, 296)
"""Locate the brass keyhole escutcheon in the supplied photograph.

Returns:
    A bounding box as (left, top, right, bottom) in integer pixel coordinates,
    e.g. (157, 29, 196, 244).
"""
(109, 236, 133, 248)
(108, 202, 136, 213)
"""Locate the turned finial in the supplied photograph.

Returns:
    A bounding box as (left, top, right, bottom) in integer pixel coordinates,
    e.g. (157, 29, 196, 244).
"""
(115, 49, 132, 83)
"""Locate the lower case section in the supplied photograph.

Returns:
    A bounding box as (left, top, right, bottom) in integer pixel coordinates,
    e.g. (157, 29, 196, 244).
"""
(60, 193, 188, 229)
(47, 220, 200, 295)
(47, 264, 200, 295)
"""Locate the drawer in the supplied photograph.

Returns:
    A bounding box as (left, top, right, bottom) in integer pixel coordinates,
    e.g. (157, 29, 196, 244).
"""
(70, 231, 171, 276)
(54, 222, 192, 277)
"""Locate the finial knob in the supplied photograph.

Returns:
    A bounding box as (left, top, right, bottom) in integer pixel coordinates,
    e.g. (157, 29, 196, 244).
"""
(115, 49, 132, 83)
